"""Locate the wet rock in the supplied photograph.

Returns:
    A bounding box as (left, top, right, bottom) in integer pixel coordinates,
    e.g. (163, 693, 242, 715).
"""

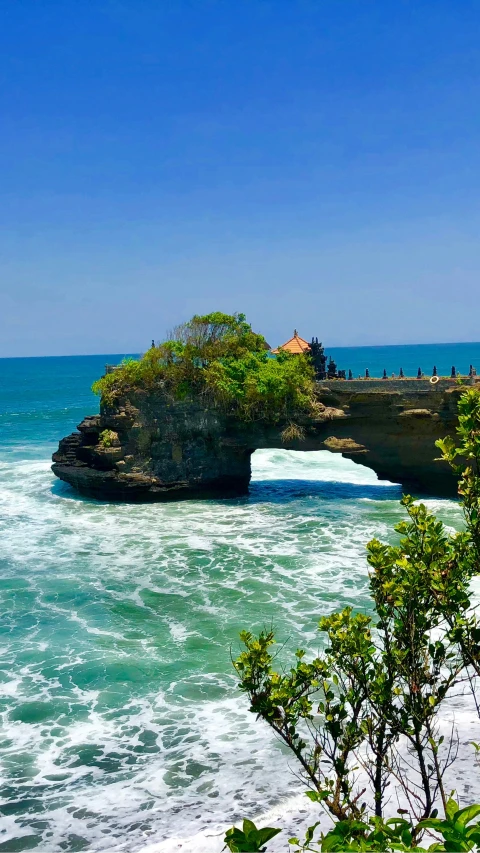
(52, 379, 465, 501)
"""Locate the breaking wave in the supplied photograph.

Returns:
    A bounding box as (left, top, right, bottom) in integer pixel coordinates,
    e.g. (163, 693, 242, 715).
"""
(0, 446, 463, 851)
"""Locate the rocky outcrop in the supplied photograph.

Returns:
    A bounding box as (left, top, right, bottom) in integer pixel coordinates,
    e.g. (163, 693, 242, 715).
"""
(52, 378, 476, 501)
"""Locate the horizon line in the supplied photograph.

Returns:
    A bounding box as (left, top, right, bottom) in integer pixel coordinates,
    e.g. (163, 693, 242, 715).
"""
(1, 340, 480, 360)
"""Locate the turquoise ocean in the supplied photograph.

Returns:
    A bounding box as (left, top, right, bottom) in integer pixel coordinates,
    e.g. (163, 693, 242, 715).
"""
(1, 342, 479, 852)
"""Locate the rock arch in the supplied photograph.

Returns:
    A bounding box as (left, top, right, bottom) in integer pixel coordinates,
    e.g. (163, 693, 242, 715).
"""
(52, 379, 468, 501)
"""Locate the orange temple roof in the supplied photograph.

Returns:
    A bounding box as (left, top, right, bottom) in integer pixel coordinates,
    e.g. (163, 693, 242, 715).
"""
(271, 330, 311, 355)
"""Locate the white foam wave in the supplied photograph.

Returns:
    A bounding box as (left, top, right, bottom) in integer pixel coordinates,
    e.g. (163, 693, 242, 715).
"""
(0, 450, 463, 851)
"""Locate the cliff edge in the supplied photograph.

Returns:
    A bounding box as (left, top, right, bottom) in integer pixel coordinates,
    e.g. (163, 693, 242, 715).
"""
(52, 378, 469, 501)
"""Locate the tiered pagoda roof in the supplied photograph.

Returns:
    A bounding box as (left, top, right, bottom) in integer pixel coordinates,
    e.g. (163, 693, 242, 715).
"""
(271, 330, 311, 355)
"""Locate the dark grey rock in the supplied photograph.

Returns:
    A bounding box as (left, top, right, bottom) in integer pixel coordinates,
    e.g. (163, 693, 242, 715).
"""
(52, 379, 470, 501)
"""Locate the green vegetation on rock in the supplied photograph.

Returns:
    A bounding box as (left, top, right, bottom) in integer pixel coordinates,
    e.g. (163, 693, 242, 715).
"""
(92, 312, 315, 422)
(98, 429, 118, 448)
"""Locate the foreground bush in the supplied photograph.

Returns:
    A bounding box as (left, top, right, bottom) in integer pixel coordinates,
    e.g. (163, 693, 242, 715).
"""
(227, 389, 480, 852)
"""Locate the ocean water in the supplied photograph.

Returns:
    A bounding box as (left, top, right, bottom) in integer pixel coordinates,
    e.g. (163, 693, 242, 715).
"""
(328, 340, 480, 378)
(0, 345, 475, 853)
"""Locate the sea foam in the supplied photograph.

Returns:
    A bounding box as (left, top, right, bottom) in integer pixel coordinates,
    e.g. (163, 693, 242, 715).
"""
(0, 449, 465, 851)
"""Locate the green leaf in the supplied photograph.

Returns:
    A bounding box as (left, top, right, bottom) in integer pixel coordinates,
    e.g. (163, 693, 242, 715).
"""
(224, 821, 282, 852)
(466, 830, 480, 844)
(305, 789, 328, 803)
(243, 819, 257, 837)
(320, 832, 344, 852)
(444, 841, 469, 853)
(256, 827, 282, 845)
(388, 817, 411, 825)
(418, 818, 447, 830)
(454, 805, 480, 828)
(445, 798, 460, 822)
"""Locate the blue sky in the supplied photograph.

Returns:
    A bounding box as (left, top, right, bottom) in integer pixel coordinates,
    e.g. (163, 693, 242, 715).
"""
(1, 0, 479, 356)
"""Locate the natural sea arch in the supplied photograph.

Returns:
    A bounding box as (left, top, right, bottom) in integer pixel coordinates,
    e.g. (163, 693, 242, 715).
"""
(248, 448, 404, 507)
(250, 447, 397, 488)
(52, 379, 466, 501)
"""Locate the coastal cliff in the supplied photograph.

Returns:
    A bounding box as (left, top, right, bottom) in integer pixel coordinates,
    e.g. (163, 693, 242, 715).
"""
(52, 378, 469, 500)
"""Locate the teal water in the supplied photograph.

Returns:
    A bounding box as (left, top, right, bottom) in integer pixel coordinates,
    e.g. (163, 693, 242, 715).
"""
(329, 340, 480, 378)
(0, 345, 473, 852)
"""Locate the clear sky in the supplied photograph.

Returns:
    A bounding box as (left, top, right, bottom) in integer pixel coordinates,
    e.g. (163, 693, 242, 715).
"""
(1, 0, 479, 357)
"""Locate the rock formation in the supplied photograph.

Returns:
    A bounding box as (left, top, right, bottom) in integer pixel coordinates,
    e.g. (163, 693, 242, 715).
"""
(52, 379, 472, 501)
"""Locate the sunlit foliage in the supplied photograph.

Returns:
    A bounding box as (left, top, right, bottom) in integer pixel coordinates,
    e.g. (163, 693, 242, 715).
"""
(92, 312, 316, 423)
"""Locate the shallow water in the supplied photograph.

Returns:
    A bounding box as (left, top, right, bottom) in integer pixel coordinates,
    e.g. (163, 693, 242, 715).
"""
(0, 353, 467, 852)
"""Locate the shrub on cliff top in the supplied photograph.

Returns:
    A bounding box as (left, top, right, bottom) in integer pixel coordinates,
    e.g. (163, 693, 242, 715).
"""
(92, 312, 316, 423)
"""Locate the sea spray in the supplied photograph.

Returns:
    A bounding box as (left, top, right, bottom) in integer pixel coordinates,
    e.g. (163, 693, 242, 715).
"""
(0, 352, 472, 852)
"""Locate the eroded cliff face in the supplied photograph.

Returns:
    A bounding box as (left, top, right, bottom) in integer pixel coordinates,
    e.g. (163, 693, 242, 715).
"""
(52, 379, 472, 501)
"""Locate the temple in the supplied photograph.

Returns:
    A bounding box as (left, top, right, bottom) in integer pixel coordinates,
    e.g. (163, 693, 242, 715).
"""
(272, 331, 345, 380)
(271, 330, 311, 355)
